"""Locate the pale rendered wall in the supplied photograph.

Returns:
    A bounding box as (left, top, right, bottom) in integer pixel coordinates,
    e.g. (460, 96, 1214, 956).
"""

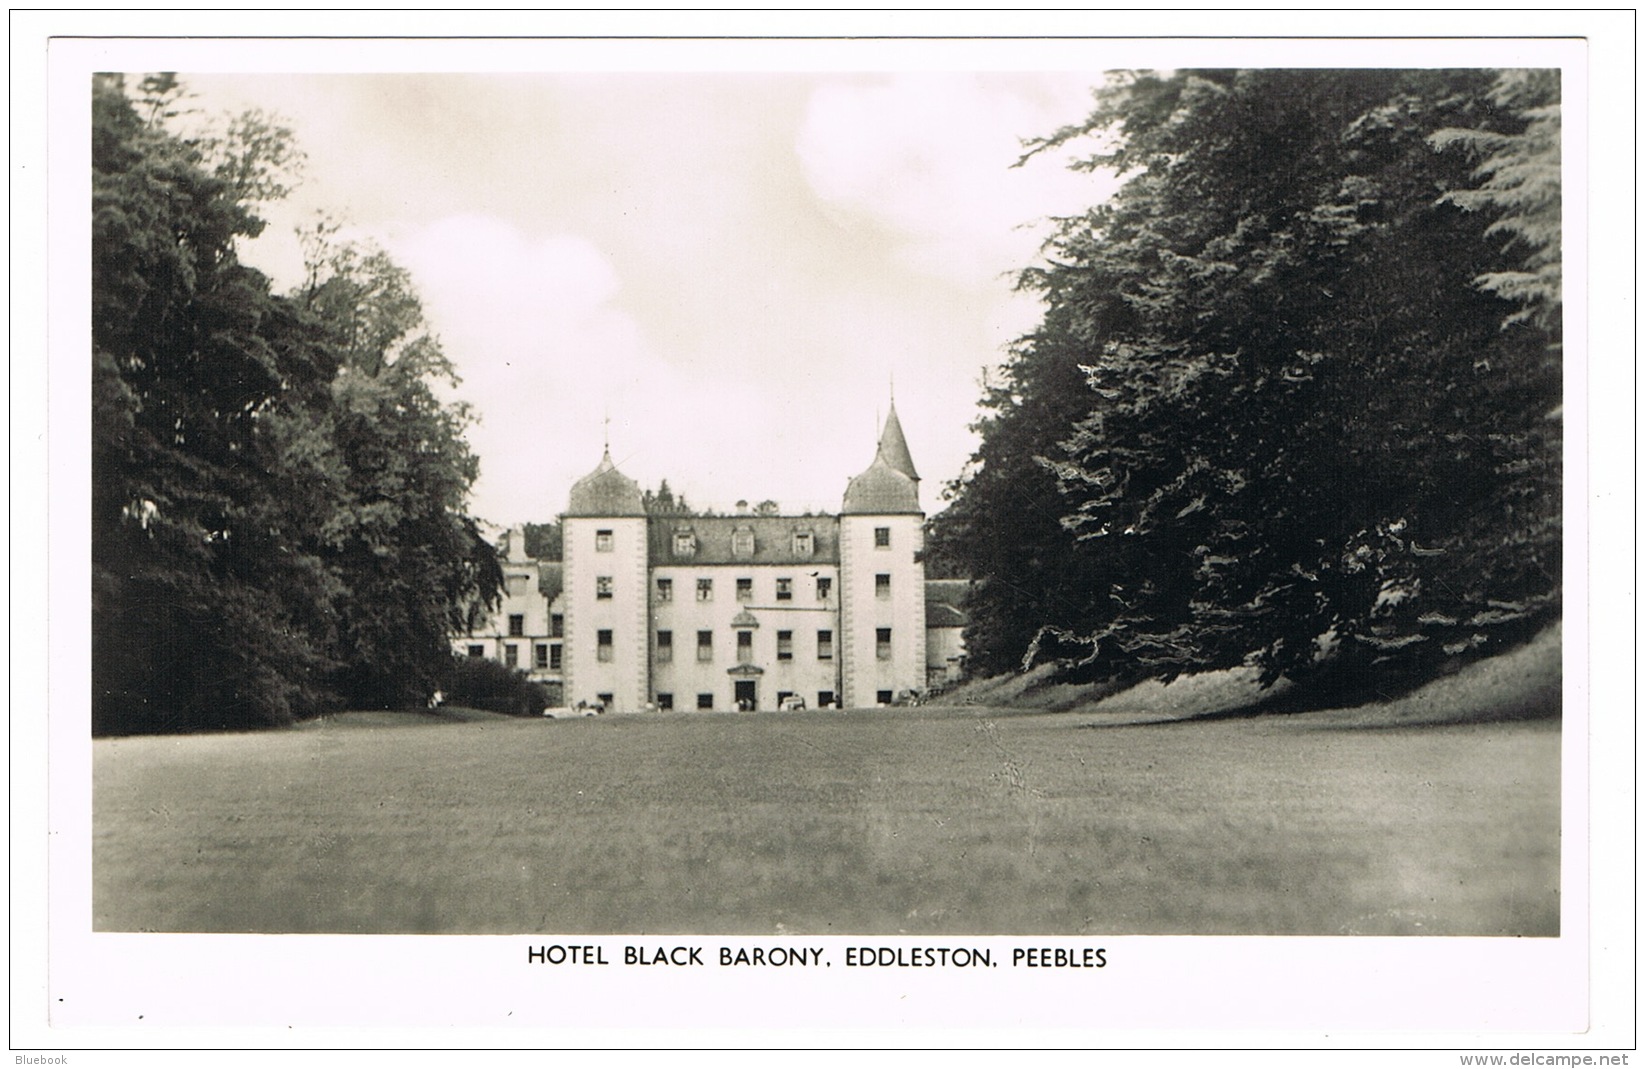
(839, 514, 926, 707)
(562, 515, 649, 710)
(649, 563, 841, 710)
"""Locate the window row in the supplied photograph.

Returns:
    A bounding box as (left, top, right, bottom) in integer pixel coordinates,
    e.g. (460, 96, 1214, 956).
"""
(478, 628, 891, 668)
(656, 690, 837, 711)
(651, 630, 888, 661)
(597, 524, 887, 559)
(504, 613, 570, 637)
(468, 642, 563, 671)
(653, 575, 834, 602)
(669, 529, 820, 559)
(652, 629, 840, 663)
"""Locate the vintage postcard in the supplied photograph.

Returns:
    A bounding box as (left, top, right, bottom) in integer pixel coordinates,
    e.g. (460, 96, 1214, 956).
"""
(15, 10, 1634, 1056)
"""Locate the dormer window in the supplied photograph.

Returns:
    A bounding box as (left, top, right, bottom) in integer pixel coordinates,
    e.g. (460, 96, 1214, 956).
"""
(731, 526, 755, 558)
(792, 530, 814, 556)
(673, 530, 697, 558)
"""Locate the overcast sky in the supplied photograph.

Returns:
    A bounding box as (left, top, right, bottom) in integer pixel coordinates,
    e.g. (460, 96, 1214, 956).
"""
(179, 72, 1116, 527)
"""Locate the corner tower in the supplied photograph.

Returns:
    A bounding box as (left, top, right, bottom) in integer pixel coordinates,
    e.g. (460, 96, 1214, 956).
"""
(838, 402, 927, 707)
(562, 448, 649, 711)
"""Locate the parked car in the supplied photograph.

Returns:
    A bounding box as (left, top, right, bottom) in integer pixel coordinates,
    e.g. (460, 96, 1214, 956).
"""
(543, 702, 601, 718)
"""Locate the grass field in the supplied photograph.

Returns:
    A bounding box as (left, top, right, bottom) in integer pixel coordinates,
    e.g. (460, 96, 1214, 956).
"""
(94, 668, 1560, 936)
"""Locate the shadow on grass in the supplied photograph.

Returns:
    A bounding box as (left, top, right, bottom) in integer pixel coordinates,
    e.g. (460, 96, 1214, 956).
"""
(1080, 622, 1562, 732)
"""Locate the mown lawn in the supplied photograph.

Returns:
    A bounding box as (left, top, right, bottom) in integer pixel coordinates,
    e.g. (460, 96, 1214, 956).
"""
(93, 703, 1559, 936)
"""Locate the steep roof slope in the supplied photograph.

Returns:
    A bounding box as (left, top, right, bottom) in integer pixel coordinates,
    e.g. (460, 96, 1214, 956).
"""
(565, 450, 646, 517)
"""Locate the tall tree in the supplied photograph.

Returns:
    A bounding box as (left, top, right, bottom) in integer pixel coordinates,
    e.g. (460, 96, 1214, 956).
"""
(92, 73, 341, 730)
(937, 69, 1561, 696)
(925, 329, 1126, 676)
(296, 232, 502, 710)
(92, 74, 500, 731)
(1430, 70, 1562, 333)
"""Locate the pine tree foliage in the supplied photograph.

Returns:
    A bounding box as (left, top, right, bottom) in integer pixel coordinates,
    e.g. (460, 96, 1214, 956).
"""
(932, 69, 1562, 697)
(1429, 70, 1562, 332)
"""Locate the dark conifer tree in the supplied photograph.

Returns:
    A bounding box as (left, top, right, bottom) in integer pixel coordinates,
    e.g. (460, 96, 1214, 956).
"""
(933, 69, 1561, 696)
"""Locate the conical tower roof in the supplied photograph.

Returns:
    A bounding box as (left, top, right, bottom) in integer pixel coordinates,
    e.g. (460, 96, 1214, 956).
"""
(566, 449, 646, 517)
(842, 400, 921, 515)
(842, 457, 920, 515)
(875, 402, 919, 481)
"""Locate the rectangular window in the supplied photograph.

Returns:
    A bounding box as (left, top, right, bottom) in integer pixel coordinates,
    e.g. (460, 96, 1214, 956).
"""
(793, 531, 814, 556)
(466, 644, 485, 658)
(549, 643, 562, 670)
(655, 578, 672, 602)
(776, 630, 793, 661)
(816, 576, 832, 600)
(596, 576, 613, 600)
(736, 577, 753, 602)
(534, 643, 549, 669)
(737, 630, 753, 659)
(656, 630, 673, 663)
(697, 693, 714, 710)
(508, 613, 525, 637)
(696, 578, 713, 601)
(673, 532, 696, 557)
(595, 529, 613, 552)
(874, 526, 891, 548)
(597, 629, 613, 663)
(598, 692, 613, 709)
(657, 693, 674, 711)
(817, 629, 833, 661)
(876, 627, 892, 660)
(776, 578, 792, 601)
(875, 573, 891, 599)
(504, 643, 519, 667)
(550, 613, 564, 637)
(818, 690, 835, 708)
(877, 690, 894, 705)
(732, 529, 755, 556)
(697, 630, 713, 662)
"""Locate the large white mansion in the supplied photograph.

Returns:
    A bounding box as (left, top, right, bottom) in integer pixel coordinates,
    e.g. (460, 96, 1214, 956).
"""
(454, 403, 967, 711)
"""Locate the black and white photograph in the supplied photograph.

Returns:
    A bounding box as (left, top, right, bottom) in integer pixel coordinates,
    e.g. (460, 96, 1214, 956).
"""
(16, 11, 1634, 1055)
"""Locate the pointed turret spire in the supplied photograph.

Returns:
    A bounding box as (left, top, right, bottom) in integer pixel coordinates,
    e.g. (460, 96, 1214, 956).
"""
(842, 393, 922, 515)
(875, 401, 919, 482)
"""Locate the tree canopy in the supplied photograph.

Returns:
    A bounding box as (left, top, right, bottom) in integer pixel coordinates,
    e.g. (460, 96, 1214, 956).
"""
(929, 69, 1562, 698)
(92, 74, 500, 733)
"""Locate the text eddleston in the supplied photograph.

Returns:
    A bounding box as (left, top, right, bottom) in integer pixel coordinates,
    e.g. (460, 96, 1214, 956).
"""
(845, 947, 993, 967)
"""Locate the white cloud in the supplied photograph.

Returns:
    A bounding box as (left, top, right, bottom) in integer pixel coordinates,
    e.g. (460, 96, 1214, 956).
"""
(185, 73, 1119, 526)
(379, 215, 654, 521)
(796, 73, 1104, 288)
